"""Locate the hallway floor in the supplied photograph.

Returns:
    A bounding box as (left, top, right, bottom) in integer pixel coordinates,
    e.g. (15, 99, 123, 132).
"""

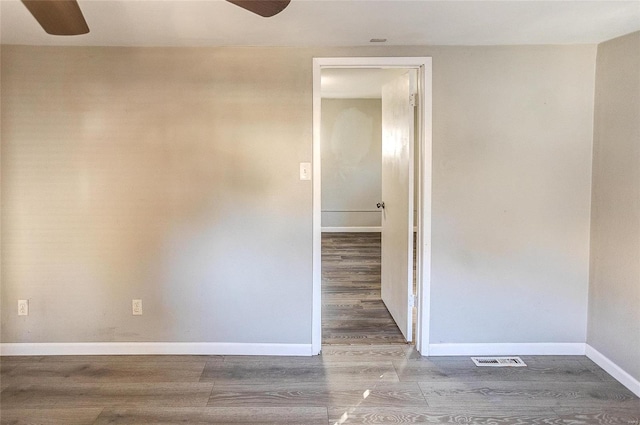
(322, 232, 406, 345)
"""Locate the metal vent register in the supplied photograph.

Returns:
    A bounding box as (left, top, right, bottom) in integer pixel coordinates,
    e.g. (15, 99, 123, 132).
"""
(471, 357, 527, 367)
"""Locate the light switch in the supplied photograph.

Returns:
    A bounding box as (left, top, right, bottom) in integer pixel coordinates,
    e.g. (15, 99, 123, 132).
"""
(300, 162, 311, 181)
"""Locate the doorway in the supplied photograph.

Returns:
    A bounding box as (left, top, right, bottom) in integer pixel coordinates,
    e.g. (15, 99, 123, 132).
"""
(320, 68, 411, 345)
(311, 57, 433, 355)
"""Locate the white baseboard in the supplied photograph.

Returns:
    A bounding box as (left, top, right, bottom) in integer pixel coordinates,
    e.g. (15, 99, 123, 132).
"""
(0, 342, 313, 357)
(586, 344, 640, 397)
(322, 226, 381, 233)
(428, 343, 586, 356)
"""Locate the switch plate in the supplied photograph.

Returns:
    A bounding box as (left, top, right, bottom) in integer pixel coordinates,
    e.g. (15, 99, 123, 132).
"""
(300, 162, 311, 181)
(132, 299, 143, 315)
(18, 299, 29, 316)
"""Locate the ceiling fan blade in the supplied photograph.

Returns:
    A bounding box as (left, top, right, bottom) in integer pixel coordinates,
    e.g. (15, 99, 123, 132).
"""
(21, 0, 89, 36)
(226, 0, 291, 17)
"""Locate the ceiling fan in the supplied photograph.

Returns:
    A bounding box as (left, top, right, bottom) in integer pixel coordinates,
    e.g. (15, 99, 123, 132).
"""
(21, 0, 292, 36)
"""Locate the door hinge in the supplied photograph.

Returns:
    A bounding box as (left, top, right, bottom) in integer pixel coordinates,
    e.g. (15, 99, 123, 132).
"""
(409, 294, 416, 308)
(409, 93, 417, 107)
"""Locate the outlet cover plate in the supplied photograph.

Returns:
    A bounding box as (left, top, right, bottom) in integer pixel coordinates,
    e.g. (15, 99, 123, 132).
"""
(132, 299, 143, 315)
(18, 299, 29, 316)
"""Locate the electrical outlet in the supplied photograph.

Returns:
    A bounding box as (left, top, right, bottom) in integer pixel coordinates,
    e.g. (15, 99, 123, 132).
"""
(132, 299, 142, 315)
(18, 299, 29, 316)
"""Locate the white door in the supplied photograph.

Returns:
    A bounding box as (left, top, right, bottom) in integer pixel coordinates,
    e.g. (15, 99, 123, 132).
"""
(380, 72, 414, 341)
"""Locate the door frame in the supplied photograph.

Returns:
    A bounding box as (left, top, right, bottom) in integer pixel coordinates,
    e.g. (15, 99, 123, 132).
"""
(311, 57, 432, 355)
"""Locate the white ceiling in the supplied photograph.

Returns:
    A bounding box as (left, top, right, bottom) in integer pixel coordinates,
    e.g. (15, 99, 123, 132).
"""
(1, 0, 639, 47)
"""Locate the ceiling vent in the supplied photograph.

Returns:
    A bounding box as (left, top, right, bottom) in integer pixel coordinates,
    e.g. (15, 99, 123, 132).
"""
(471, 357, 527, 367)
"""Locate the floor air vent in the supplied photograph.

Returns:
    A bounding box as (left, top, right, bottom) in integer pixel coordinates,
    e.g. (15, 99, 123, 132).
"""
(471, 357, 527, 367)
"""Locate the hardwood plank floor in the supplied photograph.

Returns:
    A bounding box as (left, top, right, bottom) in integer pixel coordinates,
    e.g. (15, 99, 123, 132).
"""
(207, 382, 426, 407)
(1, 358, 208, 385)
(322, 232, 407, 345)
(2, 349, 638, 424)
(0, 408, 103, 425)
(92, 407, 329, 424)
(1, 382, 215, 408)
(200, 358, 400, 384)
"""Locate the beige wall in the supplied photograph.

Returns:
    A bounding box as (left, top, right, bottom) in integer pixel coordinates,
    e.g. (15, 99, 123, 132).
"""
(428, 45, 596, 344)
(588, 31, 640, 381)
(1, 46, 314, 343)
(1, 44, 596, 346)
(321, 98, 382, 228)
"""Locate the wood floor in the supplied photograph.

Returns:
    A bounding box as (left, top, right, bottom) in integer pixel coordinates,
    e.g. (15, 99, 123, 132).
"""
(322, 232, 406, 345)
(1, 348, 639, 424)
